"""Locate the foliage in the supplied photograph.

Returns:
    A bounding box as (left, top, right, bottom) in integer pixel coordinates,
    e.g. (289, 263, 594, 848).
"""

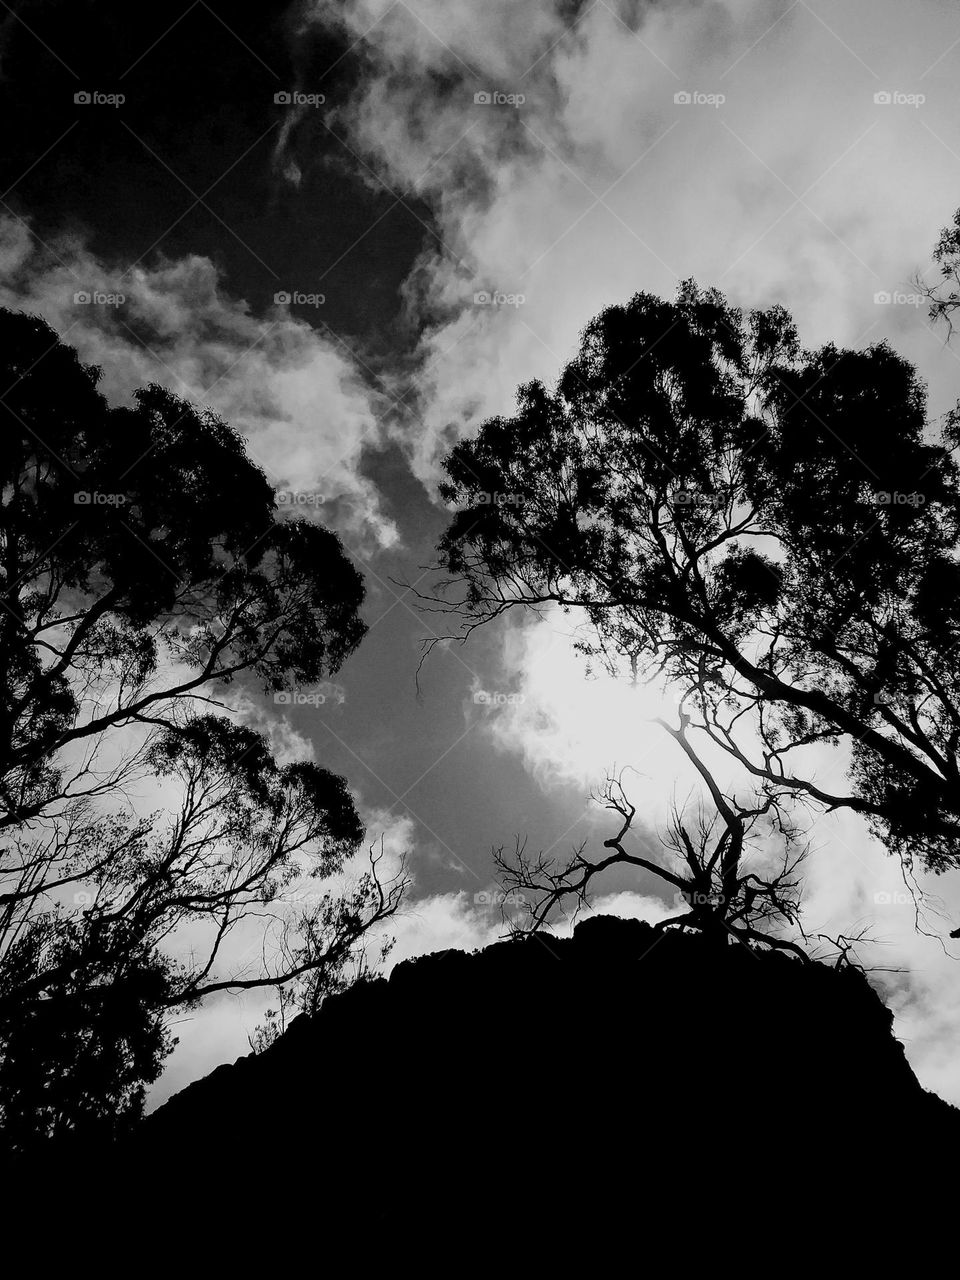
(0, 309, 405, 1152)
(434, 277, 960, 880)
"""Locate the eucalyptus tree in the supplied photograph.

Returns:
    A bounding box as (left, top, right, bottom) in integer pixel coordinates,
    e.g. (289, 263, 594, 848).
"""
(0, 308, 404, 1150)
(433, 273, 960, 922)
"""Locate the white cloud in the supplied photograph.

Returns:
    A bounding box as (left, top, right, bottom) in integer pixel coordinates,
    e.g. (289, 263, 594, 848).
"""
(309, 0, 960, 486)
(0, 215, 397, 552)
(225, 686, 321, 765)
(470, 607, 746, 808)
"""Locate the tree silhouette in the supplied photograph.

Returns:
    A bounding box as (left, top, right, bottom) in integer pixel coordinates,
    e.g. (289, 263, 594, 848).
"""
(496, 716, 808, 957)
(0, 309, 406, 1153)
(431, 272, 960, 886)
(918, 205, 960, 340)
(0, 919, 171, 1152)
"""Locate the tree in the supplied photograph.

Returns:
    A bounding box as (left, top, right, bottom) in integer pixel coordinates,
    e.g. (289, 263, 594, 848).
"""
(496, 715, 809, 959)
(0, 308, 406, 1151)
(431, 272, 960, 893)
(0, 309, 365, 830)
(919, 205, 960, 339)
(0, 916, 172, 1153)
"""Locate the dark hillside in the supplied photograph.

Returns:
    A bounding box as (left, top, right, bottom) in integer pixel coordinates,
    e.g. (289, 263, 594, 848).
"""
(132, 918, 957, 1252)
(13, 916, 956, 1261)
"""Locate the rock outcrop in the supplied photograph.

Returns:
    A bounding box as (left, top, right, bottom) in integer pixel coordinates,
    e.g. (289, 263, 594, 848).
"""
(131, 917, 956, 1255)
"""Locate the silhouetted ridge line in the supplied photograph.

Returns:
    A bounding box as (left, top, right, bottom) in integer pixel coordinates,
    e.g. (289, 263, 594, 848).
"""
(148, 915, 954, 1135)
(30, 917, 959, 1258)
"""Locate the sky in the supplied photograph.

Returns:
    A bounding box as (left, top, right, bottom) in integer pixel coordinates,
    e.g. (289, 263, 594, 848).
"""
(4, 0, 960, 1106)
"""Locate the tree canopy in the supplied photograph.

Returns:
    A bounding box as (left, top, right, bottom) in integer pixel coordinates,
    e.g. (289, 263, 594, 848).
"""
(0, 308, 404, 1152)
(434, 268, 960, 913)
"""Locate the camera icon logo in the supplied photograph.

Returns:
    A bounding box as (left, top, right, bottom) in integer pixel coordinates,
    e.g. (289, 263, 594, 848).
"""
(874, 291, 892, 304)
(874, 91, 892, 105)
(74, 291, 91, 304)
(473, 291, 491, 305)
(274, 291, 292, 305)
(474, 91, 491, 105)
(274, 91, 292, 105)
(74, 91, 91, 105)
(674, 91, 692, 104)
(73, 491, 91, 504)
(274, 691, 293, 704)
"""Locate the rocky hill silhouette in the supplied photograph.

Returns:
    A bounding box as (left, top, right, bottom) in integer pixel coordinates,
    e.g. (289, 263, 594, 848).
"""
(20, 915, 958, 1260)
(125, 918, 955, 1248)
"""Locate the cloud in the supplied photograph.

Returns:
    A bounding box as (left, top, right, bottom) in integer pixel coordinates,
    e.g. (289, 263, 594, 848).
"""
(307, 0, 960, 486)
(221, 685, 322, 765)
(0, 214, 397, 552)
(382, 889, 504, 962)
(468, 606, 748, 812)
